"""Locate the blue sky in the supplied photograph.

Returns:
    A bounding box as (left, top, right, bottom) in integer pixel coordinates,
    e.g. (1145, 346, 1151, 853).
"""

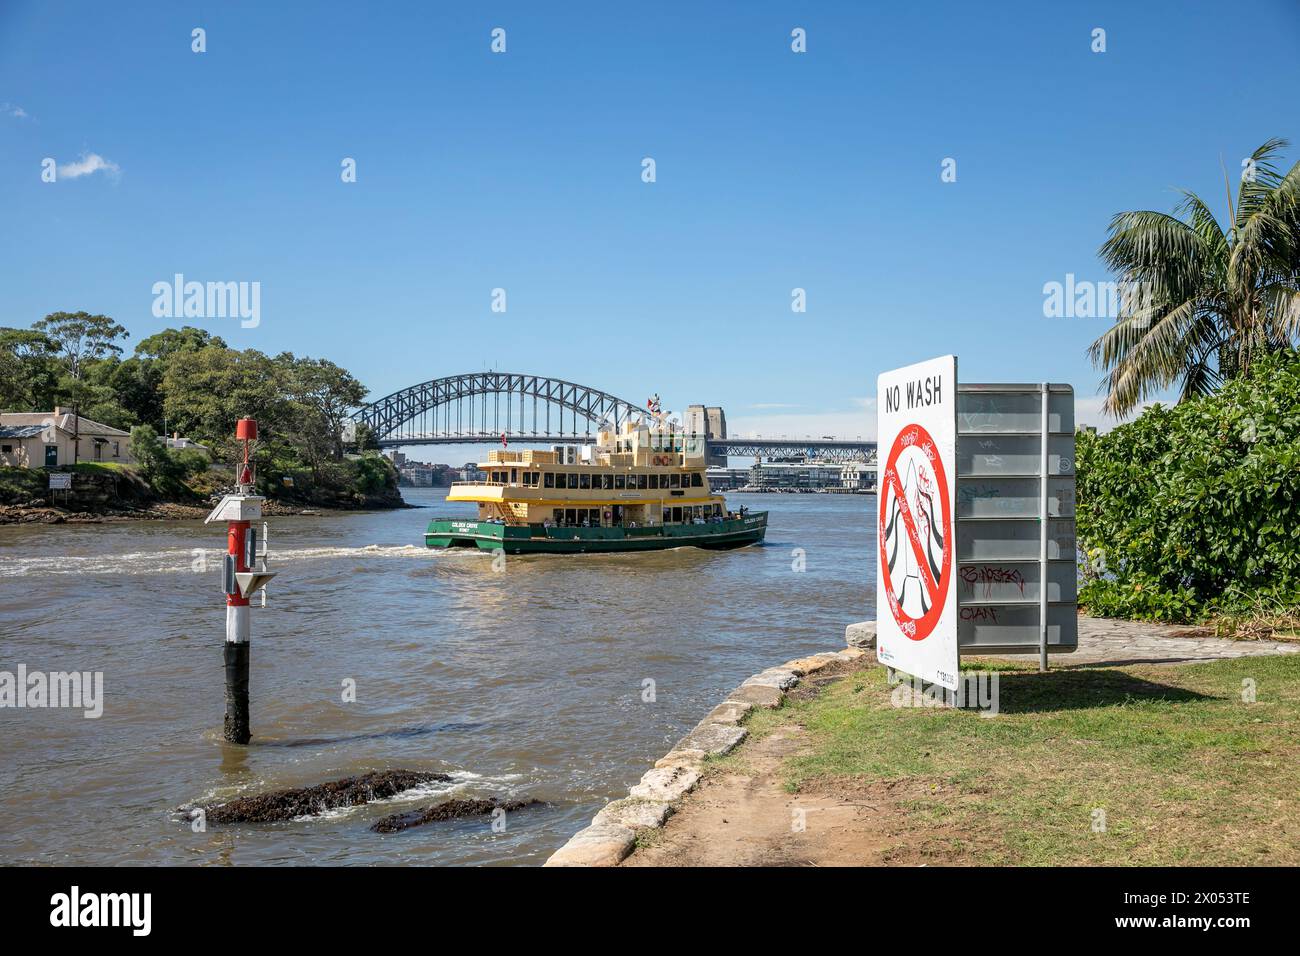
(3, 0, 1299, 458)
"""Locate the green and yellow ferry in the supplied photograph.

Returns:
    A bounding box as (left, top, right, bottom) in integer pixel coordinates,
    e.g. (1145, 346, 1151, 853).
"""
(425, 417, 766, 554)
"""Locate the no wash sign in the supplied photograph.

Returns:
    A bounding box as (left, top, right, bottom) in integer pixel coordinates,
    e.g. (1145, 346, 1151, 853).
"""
(876, 355, 959, 690)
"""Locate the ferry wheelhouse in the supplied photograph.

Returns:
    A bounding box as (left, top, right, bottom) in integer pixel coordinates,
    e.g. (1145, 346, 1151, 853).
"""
(424, 416, 766, 554)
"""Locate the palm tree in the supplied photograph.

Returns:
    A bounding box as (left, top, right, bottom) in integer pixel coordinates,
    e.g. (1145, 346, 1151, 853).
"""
(1089, 138, 1300, 416)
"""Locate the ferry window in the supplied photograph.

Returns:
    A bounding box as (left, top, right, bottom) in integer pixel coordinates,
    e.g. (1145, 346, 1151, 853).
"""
(670, 473, 681, 489)
(544, 472, 555, 488)
(553, 509, 563, 525)
(615, 474, 625, 489)
(567, 473, 578, 489)
(510, 468, 518, 483)
(672, 507, 682, 523)
(662, 508, 670, 522)
(588, 508, 600, 526)
(602, 474, 613, 490)
(636, 474, 648, 490)
(565, 508, 577, 525)
(691, 473, 703, 487)
(580, 473, 591, 490)
(648, 474, 659, 489)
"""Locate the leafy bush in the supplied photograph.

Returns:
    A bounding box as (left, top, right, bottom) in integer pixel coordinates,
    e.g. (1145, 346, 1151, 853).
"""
(257, 452, 398, 507)
(0, 466, 48, 505)
(1076, 350, 1300, 623)
(131, 425, 207, 499)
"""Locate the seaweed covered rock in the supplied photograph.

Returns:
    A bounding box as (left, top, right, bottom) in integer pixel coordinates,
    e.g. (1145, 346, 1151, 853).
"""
(196, 770, 451, 824)
(371, 797, 543, 833)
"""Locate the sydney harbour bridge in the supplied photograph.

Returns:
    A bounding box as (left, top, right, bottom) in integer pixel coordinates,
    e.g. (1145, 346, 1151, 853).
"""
(348, 371, 876, 464)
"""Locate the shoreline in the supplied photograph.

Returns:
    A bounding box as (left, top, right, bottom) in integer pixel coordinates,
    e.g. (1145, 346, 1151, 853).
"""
(543, 622, 875, 866)
(0, 498, 414, 526)
(546, 617, 1300, 867)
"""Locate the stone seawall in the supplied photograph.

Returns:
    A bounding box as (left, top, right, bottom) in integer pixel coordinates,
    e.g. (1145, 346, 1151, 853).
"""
(544, 621, 878, 867)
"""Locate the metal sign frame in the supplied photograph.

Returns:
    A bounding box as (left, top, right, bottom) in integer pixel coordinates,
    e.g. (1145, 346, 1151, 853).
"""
(954, 383, 1078, 666)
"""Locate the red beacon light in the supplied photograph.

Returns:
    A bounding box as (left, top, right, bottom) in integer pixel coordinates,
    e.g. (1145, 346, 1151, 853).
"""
(235, 418, 258, 490)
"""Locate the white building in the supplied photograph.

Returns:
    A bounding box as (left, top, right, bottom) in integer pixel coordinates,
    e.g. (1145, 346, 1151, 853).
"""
(0, 408, 133, 469)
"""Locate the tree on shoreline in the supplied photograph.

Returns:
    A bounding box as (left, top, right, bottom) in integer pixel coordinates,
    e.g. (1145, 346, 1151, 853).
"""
(1089, 138, 1300, 415)
(2, 316, 387, 499)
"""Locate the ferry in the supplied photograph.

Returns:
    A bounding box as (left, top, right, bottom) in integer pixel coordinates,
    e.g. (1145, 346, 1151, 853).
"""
(424, 409, 767, 554)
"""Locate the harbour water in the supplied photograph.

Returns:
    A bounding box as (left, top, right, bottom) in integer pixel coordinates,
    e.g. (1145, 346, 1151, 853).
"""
(0, 490, 875, 866)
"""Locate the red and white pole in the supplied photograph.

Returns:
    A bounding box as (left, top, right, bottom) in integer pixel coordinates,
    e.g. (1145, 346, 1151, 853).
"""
(221, 417, 260, 744)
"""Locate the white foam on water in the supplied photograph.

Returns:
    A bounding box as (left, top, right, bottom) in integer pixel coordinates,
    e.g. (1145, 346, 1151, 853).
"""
(182, 769, 527, 825)
(288, 770, 523, 822)
(0, 543, 457, 577)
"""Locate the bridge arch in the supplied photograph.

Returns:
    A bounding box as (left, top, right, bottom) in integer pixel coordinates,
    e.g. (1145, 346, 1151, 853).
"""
(351, 372, 646, 446)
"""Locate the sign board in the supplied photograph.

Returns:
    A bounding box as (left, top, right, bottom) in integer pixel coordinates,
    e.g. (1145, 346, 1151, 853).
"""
(48, 473, 72, 490)
(204, 494, 264, 524)
(955, 384, 1078, 657)
(875, 355, 959, 690)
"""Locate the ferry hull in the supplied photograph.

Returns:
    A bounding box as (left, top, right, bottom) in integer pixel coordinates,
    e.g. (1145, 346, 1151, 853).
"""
(425, 513, 767, 554)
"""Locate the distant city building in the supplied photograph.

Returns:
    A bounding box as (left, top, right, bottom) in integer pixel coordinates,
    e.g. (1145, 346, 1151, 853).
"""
(839, 461, 875, 491)
(392, 457, 459, 487)
(707, 458, 874, 493)
(685, 404, 728, 468)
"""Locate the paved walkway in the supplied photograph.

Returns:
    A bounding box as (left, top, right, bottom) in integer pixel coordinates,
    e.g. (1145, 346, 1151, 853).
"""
(992, 616, 1300, 667)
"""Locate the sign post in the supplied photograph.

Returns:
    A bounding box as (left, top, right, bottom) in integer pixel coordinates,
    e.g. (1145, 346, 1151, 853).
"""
(875, 355, 959, 691)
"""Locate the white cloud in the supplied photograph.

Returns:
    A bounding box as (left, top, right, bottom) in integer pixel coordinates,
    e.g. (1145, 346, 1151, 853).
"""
(57, 152, 121, 180)
(729, 396, 877, 441)
(1073, 395, 1155, 433)
(1, 102, 28, 119)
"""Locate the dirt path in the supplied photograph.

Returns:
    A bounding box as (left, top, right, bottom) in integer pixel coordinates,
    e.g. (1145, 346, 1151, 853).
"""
(624, 718, 886, 867)
(624, 659, 984, 867)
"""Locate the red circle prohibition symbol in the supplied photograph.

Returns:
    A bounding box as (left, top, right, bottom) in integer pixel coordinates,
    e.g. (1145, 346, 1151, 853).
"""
(878, 423, 953, 642)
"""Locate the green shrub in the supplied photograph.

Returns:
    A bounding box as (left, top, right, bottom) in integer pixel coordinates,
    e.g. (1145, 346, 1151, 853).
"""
(130, 425, 198, 499)
(1076, 350, 1300, 622)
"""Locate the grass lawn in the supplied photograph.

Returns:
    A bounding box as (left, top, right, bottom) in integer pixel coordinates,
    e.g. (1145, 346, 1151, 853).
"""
(744, 654, 1300, 865)
(68, 461, 133, 474)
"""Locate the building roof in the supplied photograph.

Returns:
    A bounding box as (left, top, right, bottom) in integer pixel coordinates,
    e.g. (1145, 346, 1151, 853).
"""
(0, 411, 131, 437)
(0, 424, 45, 439)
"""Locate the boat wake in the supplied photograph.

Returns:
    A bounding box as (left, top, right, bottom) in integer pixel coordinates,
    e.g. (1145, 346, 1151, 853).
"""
(0, 544, 451, 577)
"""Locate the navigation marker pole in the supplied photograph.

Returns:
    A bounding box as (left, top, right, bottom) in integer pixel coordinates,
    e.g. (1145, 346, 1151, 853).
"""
(206, 417, 276, 744)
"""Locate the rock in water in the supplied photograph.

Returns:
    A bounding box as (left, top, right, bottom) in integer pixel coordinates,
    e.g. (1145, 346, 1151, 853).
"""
(371, 797, 543, 833)
(197, 770, 452, 824)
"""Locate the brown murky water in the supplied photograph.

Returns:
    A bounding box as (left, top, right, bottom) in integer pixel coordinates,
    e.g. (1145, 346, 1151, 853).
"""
(0, 489, 875, 865)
